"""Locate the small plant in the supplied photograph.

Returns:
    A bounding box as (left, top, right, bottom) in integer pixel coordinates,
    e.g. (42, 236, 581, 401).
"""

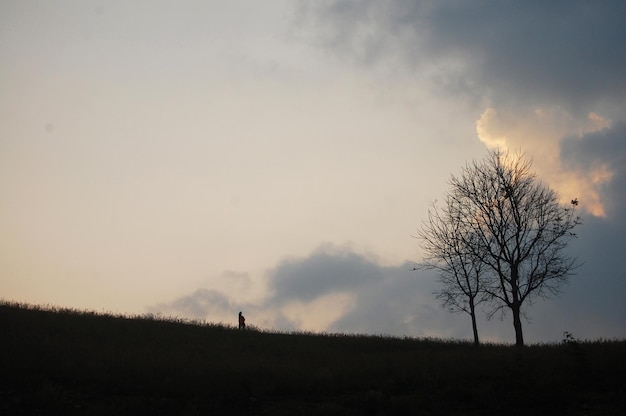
(562, 331, 579, 346)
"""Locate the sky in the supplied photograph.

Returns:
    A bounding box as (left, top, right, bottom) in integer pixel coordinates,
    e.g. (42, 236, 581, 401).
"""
(1, 0, 624, 344)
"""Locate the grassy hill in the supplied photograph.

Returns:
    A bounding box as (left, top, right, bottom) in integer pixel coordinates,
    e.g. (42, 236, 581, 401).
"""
(1, 301, 625, 415)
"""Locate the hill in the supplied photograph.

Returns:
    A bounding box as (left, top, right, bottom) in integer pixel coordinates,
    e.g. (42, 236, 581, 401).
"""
(1, 301, 625, 415)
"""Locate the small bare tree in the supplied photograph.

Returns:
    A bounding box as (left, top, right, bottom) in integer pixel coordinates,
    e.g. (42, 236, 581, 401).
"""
(418, 196, 487, 346)
(444, 149, 581, 346)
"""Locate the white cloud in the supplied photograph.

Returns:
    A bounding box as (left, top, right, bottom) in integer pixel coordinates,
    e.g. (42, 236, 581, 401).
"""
(476, 106, 614, 216)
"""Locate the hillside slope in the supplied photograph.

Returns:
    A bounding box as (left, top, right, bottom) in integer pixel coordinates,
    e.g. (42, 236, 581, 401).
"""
(1, 301, 625, 415)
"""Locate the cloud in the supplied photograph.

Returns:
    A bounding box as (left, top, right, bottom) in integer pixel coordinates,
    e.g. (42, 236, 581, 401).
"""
(326, 263, 457, 338)
(470, 117, 626, 341)
(298, 0, 626, 113)
(298, 1, 626, 221)
(147, 2, 626, 344)
(148, 241, 626, 343)
(148, 243, 457, 336)
(266, 244, 384, 304)
(560, 122, 626, 219)
(476, 106, 615, 216)
(151, 289, 235, 320)
(533, 207, 626, 342)
(421, 0, 626, 111)
(264, 244, 444, 336)
(530, 123, 626, 340)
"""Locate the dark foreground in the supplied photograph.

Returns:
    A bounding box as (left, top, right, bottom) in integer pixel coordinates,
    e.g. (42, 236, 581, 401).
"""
(1, 301, 625, 415)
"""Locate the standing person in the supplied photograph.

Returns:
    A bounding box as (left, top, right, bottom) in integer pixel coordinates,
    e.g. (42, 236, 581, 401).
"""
(238, 311, 246, 329)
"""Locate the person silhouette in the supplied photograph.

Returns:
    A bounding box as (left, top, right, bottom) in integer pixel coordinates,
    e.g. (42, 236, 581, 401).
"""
(238, 311, 246, 329)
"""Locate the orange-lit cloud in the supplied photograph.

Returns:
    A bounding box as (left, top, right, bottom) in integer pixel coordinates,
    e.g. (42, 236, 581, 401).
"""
(476, 107, 613, 216)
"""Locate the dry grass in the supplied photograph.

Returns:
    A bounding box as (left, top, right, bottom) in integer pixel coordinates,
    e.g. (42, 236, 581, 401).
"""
(1, 300, 625, 415)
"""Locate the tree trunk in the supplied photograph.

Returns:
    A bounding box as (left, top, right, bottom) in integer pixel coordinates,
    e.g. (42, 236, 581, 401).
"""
(469, 299, 480, 346)
(512, 303, 524, 347)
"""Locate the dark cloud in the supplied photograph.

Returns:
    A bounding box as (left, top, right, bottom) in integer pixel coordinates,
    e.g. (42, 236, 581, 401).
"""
(265, 244, 467, 337)
(267, 244, 384, 304)
(266, 244, 439, 335)
(553, 123, 626, 339)
(298, 0, 626, 113)
(530, 211, 626, 342)
(148, 244, 462, 337)
(327, 264, 451, 337)
(149, 242, 626, 343)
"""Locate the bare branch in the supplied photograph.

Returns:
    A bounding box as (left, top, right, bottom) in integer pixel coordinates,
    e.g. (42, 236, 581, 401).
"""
(417, 149, 582, 346)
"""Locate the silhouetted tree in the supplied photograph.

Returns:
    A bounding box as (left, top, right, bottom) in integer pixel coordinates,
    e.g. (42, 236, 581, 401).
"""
(421, 149, 581, 346)
(418, 197, 487, 346)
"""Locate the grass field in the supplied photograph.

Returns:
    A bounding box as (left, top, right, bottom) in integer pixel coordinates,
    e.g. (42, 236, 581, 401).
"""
(1, 300, 624, 415)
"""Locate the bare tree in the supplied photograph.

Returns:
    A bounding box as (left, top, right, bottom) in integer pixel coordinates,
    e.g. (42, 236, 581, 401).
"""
(444, 149, 581, 346)
(418, 196, 487, 346)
